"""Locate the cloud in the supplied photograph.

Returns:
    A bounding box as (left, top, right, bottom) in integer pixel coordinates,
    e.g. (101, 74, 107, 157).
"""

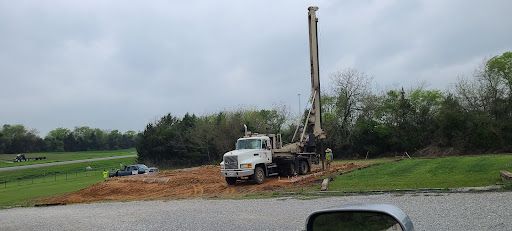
(0, 0, 510, 135)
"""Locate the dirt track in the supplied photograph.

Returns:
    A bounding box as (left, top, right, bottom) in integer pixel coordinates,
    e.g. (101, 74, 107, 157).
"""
(46, 162, 362, 204)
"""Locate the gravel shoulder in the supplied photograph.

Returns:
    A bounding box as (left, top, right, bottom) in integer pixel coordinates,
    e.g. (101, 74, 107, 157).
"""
(1, 191, 511, 231)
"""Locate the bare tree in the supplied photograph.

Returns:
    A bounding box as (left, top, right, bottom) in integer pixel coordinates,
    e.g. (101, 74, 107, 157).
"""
(456, 61, 508, 119)
(330, 68, 372, 131)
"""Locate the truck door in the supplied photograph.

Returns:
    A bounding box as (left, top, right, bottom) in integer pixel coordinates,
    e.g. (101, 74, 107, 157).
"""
(262, 139, 272, 163)
(131, 167, 138, 175)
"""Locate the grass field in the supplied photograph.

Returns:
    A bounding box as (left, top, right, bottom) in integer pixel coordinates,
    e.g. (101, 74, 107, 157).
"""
(333, 157, 396, 166)
(0, 149, 135, 168)
(0, 156, 136, 208)
(328, 154, 512, 192)
(0, 156, 137, 182)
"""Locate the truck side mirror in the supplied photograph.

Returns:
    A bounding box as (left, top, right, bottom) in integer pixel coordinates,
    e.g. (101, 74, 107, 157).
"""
(306, 204, 414, 231)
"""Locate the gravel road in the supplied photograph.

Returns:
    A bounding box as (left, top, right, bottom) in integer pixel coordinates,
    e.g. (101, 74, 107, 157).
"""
(0, 155, 136, 172)
(1, 191, 510, 230)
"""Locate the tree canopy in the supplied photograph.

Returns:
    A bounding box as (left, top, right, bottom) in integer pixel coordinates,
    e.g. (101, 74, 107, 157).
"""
(0, 125, 139, 154)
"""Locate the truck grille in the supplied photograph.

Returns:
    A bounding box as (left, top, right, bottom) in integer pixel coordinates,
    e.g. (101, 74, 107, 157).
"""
(224, 156, 238, 169)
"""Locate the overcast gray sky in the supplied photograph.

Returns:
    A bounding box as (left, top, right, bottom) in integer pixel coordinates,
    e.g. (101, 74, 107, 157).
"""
(1, 0, 511, 135)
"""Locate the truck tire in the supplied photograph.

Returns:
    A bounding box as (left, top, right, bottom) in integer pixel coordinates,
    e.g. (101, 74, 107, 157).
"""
(298, 160, 309, 175)
(225, 177, 237, 185)
(277, 162, 296, 176)
(280, 163, 296, 176)
(253, 166, 265, 184)
(289, 163, 297, 176)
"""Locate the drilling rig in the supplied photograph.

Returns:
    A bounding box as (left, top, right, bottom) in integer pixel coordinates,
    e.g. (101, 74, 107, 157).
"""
(220, 6, 326, 185)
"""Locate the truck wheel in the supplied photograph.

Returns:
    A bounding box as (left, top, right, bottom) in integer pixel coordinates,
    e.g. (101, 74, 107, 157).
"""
(298, 161, 309, 175)
(253, 166, 265, 184)
(289, 163, 297, 176)
(225, 177, 237, 185)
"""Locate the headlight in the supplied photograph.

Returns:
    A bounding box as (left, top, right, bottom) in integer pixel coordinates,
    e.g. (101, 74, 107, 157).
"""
(220, 163, 225, 169)
(240, 163, 252, 169)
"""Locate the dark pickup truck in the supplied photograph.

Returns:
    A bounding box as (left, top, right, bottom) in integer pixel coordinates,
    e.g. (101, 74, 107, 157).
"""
(110, 164, 152, 177)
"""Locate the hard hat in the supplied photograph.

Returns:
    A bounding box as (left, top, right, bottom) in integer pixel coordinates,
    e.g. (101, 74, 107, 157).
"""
(326, 148, 332, 152)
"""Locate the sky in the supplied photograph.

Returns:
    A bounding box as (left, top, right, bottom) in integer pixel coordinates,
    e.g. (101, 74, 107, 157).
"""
(0, 0, 511, 135)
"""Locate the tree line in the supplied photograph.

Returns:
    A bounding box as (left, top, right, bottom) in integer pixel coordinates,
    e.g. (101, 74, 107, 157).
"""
(0, 125, 139, 154)
(137, 51, 512, 166)
(321, 51, 512, 157)
(136, 109, 287, 166)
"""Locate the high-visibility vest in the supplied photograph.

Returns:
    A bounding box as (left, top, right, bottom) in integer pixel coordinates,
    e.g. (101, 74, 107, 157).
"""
(326, 151, 333, 161)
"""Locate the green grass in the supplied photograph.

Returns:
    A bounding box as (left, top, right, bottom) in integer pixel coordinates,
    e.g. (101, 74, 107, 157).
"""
(328, 154, 512, 192)
(333, 157, 396, 166)
(0, 149, 135, 168)
(0, 172, 104, 208)
(0, 157, 136, 182)
(0, 157, 136, 208)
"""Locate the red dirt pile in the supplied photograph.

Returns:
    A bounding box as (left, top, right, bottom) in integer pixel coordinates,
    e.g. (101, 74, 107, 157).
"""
(46, 162, 362, 204)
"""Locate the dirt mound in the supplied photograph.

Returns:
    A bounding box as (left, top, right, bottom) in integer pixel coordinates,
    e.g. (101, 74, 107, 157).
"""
(46, 162, 362, 204)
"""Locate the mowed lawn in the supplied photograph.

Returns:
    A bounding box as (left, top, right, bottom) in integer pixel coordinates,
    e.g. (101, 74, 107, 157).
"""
(0, 157, 136, 208)
(329, 154, 512, 192)
(0, 149, 136, 168)
(0, 173, 104, 208)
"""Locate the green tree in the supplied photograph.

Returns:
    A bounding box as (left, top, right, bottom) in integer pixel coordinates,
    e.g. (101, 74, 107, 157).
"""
(1, 124, 44, 153)
(487, 51, 512, 94)
(44, 128, 71, 152)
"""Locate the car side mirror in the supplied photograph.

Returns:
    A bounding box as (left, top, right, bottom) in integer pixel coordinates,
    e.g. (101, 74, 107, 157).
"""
(306, 204, 414, 231)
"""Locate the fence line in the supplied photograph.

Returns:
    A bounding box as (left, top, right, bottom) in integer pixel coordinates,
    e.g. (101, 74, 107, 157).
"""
(0, 169, 105, 189)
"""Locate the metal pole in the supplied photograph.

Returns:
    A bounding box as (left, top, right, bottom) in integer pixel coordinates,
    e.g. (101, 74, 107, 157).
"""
(307, 6, 326, 140)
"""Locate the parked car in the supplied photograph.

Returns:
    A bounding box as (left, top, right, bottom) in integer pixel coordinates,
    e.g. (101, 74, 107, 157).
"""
(135, 164, 149, 174)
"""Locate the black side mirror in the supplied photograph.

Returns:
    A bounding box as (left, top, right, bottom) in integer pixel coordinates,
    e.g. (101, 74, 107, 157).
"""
(306, 204, 414, 231)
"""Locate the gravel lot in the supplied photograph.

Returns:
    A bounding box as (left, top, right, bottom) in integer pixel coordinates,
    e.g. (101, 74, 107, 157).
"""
(1, 191, 511, 230)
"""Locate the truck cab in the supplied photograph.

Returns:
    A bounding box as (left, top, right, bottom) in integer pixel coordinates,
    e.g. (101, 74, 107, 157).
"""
(220, 136, 274, 185)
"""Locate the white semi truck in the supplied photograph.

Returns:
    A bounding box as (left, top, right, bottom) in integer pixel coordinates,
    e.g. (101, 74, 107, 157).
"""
(220, 6, 327, 185)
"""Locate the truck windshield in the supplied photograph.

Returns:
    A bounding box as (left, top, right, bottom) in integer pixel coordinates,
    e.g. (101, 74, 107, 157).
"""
(236, 139, 262, 150)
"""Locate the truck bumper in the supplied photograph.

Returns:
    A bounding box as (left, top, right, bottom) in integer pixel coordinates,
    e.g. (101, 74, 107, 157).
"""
(221, 169, 254, 177)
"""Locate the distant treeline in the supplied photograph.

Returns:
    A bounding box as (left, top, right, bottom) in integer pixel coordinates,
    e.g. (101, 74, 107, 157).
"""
(0, 125, 139, 154)
(137, 51, 512, 166)
(136, 110, 287, 166)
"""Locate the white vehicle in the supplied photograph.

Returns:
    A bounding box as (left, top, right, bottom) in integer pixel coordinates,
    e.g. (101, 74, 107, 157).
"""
(220, 131, 319, 185)
(221, 6, 326, 185)
(220, 136, 273, 185)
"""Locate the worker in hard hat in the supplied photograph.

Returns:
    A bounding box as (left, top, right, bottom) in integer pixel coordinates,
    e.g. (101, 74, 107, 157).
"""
(325, 148, 333, 170)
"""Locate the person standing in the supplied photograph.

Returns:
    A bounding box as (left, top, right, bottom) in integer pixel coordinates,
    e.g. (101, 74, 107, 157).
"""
(325, 148, 333, 170)
(102, 169, 109, 180)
